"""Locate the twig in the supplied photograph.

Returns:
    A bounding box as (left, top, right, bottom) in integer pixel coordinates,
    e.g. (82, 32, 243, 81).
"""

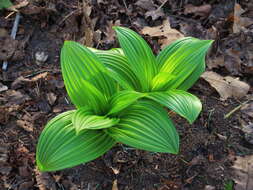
(2, 12, 21, 71)
(157, 0, 168, 10)
(224, 99, 251, 119)
(122, 0, 133, 25)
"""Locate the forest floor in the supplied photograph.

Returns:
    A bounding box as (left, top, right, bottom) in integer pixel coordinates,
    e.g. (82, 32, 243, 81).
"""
(0, 0, 253, 190)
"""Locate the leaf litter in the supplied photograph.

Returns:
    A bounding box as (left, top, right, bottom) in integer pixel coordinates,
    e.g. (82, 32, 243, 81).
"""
(0, 0, 253, 189)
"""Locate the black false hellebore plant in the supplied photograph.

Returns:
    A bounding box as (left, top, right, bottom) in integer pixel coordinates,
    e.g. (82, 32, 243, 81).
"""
(36, 27, 213, 171)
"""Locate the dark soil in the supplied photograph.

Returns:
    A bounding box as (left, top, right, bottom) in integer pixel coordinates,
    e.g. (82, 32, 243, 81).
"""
(0, 0, 252, 189)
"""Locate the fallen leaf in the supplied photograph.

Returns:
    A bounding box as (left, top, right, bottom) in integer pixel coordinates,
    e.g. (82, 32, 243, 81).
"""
(233, 3, 253, 33)
(184, 4, 212, 18)
(82, 0, 94, 47)
(135, 0, 156, 11)
(4, 90, 31, 106)
(11, 72, 48, 89)
(0, 28, 8, 37)
(0, 35, 18, 61)
(141, 19, 184, 49)
(224, 48, 242, 75)
(16, 120, 33, 132)
(206, 55, 224, 69)
(201, 71, 250, 100)
(145, 9, 165, 21)
(112, 180, 118, 190)
(232, 155, 253, 190)
(188, 155, 206, 165)
(19, 3, 43, 15)
(8, 0, 29, 11)
(222, 31, 253, 75)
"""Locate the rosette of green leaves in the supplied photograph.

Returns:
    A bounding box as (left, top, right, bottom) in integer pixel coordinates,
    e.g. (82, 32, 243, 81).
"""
(36, 27, 212, 172)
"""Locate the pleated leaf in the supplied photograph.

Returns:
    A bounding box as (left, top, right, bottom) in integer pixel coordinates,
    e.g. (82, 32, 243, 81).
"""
(90, 48, 141, 90)
(106, 100, 179, 153)
(61, 41, 117, 113)
(36, 111, 116, 172)
(156, 37, 213, 90)
(108, 90, 146, 115)
(151, 72, 175, 91)
(113, 26, 157, 92)
(147, 90, 202, 124)
(72, 107, 119, 133)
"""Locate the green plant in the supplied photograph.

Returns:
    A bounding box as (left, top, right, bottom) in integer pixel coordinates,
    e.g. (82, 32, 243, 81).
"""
(0, 0, 12, 10)
(36, 27, 213, 172)
(224, 180, 234, 190)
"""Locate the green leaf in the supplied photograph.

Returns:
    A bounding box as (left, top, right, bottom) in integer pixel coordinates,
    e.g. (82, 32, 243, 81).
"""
(109, 48, 125, 55)
(156, 37, 213, 90)
(90, 48, 141, 90)
(113, 26, 158, 92)
(36, 111, 116, 172)
(72, 107, 119, 133)
(147, 90, 202, 124)
(108, 90, 146, 115)
(106, 100, 179, 153)
(151, 72, 175, 91)
(61, 41, 117, 113)
(0, 0, 12, 9)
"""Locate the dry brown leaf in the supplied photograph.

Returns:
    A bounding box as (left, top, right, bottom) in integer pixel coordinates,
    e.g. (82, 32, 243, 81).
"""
(145, 9, 165, 21)
(206, 55, 224, 69)
(0, 35, 18, 61)
(16, 120, 33, 132)
(112, 180, 119, 190)
(201, 71, 250, 100)
(82, 0, 93, 47)
(135, 0, 156, 11)
(233, 3, 253, 33)
(141, 19, 184, 49)
(5, 90, 31, 106)
(184, 4, 212, 18)
(232, 155, 253, 190)
(8, 0, 29, 11)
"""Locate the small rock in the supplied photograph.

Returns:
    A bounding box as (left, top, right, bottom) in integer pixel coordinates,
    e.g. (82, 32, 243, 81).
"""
(242, 124, 253, 144)
(35, 51, 48, 64)
(204, 185, 215, 190)
(47, 92, 57, 105)
(0, 82, 8, 92)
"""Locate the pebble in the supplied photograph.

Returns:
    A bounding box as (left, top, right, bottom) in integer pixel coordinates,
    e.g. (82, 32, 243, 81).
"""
(0, 82, 8, 92)
(35, 51, 48, 64)
(204, 185, 216, 190)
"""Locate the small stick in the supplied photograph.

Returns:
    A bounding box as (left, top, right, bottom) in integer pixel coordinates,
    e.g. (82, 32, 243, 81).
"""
(224, 99, 250, 119)
(2, 12, 21, 71)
